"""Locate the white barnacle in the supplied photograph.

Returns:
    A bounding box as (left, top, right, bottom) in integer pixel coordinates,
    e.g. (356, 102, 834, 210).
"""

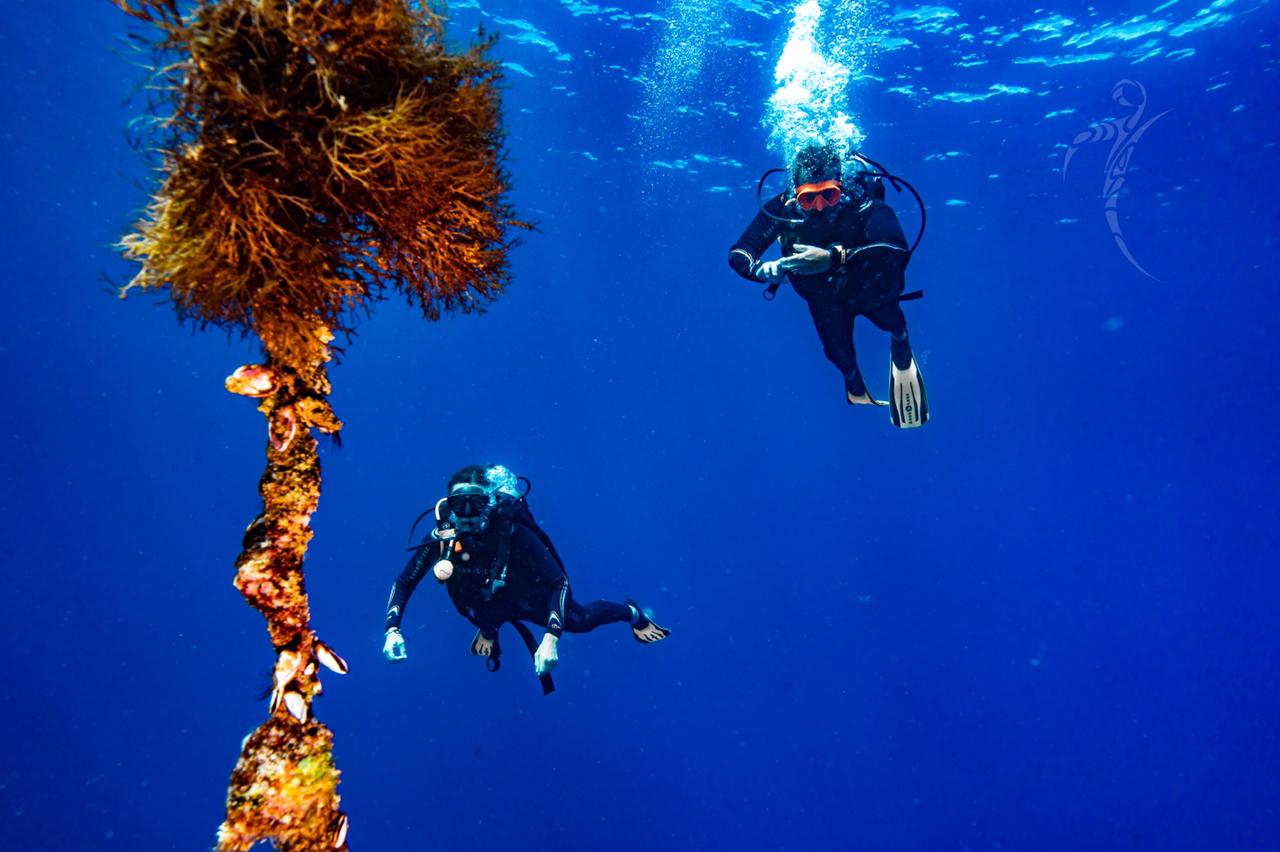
(316, 641, 349, 675)
(274, 649, 301, 689)
(332, 813, 349, 848)
(283, 691, 308, 723)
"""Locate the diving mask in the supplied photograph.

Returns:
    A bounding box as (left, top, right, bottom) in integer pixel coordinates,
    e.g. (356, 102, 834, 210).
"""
(446, 491, 491, 519)
(795, 180, 842, 212)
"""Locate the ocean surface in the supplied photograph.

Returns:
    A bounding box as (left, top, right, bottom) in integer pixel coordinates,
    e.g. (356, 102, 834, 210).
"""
(2, 0, 1278, 849)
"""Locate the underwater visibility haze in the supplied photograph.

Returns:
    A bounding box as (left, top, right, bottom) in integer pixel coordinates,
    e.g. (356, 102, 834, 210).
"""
(1, 0, 1278, 848)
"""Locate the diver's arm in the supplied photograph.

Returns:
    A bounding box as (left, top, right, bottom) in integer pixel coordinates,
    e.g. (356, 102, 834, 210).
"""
(861, 202, 908, 251)
(532, 570, 565, 672)
(508, 524, 569, 639)
(385, 544, 437, 632)
(534, 570, 566, 675)
(503, 529, 568, 675)
(384, 545, 437, 662)
(838, 202, 909, 281)
(728, 197, 787, 281)
(780, 244, 834, 275)
(522, 533, 569, 639)
(545, 574, 568, 639)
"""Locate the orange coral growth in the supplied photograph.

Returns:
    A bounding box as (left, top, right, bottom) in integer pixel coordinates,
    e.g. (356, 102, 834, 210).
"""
(217, 340, 349, 852)
(220, 717, 346, 852)
(115, 0, 524, 848)
(233, 355, 336, 649)
(118, 0, 524, 364)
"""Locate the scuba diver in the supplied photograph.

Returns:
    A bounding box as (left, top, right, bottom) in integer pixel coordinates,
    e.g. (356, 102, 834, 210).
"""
(728, 140, 929, 428)
(383, 464, 671, 693)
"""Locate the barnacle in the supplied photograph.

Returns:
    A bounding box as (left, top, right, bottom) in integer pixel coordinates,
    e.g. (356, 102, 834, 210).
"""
(226, 364, 278, 398)
(115, 0, 524, 848)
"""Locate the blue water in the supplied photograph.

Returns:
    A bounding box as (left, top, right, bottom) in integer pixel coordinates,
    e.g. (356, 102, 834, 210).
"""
(2, 1, 1278, 849)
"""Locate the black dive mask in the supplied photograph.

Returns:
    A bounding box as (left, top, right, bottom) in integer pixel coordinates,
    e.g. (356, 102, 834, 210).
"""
(446, 492, 491, 519)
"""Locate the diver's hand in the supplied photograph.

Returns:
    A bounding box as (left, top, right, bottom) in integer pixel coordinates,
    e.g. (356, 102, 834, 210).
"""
(533, 633, 559, 676)
(383, 628, 408, 662)
(779, 243, 832, 275)
(471, 631, 495, 657)
(754, 259, 786, 282)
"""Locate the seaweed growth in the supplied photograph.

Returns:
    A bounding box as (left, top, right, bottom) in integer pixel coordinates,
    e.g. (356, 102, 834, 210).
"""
(115, 1, 523, 848)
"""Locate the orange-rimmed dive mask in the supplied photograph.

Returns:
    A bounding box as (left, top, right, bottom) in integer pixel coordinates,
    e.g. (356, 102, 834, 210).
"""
(795, 179, 842, 212)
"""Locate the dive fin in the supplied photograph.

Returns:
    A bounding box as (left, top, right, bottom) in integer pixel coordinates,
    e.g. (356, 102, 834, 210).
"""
(889, 356, 929, 428)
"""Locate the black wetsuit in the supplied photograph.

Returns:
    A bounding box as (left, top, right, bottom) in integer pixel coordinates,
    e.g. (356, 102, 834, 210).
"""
(385, 502, 632, 642)
(728, 188, 915, 392)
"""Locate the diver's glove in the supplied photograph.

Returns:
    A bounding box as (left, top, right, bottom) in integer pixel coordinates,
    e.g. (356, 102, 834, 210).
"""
(533, 633, 559, 676)
(383, 628, 408, 662)
(753, 259, 785, 282)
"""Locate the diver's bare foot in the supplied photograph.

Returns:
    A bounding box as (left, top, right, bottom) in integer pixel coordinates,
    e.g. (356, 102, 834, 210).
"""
(847, 390, 888, 406)
(627, 599, 672, 644)
(633, 621, 671, 643)
(471, 631, 495, 656)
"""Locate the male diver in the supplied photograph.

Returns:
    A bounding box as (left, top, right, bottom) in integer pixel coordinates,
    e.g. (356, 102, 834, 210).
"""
(728, 141, 929, 427)
(383, 464, 671, 692)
